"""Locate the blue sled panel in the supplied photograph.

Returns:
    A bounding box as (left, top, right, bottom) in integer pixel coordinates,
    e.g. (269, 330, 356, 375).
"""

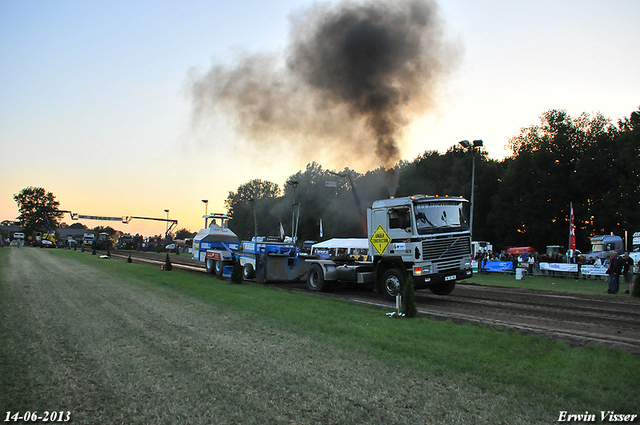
(222, 265, 234, 278)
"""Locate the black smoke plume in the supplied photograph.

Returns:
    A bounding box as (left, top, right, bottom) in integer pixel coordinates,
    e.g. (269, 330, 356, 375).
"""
(190, 0, 458, 180)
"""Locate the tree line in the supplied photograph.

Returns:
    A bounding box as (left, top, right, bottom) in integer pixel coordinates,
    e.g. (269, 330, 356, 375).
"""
(10, 187, 195, 241)
(11, 108, 638, 253)
(225, 108, 640, 253)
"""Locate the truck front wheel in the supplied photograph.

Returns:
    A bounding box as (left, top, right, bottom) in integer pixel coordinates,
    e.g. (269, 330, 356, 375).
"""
(379, 269, 405, 302)
(430, 280, 456, 295)
(307, 264, 330, 292)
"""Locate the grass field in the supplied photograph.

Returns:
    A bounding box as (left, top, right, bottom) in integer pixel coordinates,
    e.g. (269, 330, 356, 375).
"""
(469, 271, 632, 296)
(1, 247, 639, 424)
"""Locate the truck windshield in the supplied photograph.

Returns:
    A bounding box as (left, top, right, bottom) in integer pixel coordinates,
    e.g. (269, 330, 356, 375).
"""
(414, 201, 469, 234)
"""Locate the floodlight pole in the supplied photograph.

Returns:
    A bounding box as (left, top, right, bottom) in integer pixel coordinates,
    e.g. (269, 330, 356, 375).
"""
(458, 140, 483, 238)
(287, 180, 299, 244)
(202, 200, 208, 227)
(164, 209, 170, 239)
(329, 170, 367, 236)
(249, 198, 258, 240)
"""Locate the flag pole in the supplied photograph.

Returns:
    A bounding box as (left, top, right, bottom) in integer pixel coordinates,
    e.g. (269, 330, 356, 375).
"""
(568, 202, 571, 251)
(569, 202, 576, 255)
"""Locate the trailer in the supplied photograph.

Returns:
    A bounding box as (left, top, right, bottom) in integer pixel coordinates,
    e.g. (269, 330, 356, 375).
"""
(585, 234, 624, 261)
(236, 239, 308, 282)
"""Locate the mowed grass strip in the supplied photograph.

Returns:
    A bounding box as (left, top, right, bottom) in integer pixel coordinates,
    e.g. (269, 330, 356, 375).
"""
(0, 248, 638, 424)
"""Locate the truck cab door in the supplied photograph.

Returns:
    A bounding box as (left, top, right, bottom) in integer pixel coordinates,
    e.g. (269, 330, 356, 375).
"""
(387, 207, 412, 238)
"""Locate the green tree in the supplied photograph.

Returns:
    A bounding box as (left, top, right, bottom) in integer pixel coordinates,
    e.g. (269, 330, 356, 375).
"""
(225, 179, 281, 240)
(612, 110, 640, 233)
(402, 275, 417, 318)
(93, 226, 117, 237)
(396, 147, 501, 243)
(216, 107, 640, 254)
(231, 259, 243, 284)
(282, 162, 366, 241)
(175, 228, 196, 239)
(279, 162, 388, 241)
(487, 109, 630, 252)
(13, 187, 64, 235)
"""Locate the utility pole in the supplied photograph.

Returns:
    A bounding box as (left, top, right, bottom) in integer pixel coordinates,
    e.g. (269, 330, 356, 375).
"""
(286, 180, 299, 244)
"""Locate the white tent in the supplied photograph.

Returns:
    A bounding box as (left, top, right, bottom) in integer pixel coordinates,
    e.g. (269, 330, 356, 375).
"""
(311, 238, 370, 261)
(311, 238, 368, 251)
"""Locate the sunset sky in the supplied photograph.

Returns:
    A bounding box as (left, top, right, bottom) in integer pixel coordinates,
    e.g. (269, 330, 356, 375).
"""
(1, 0, 638, 237)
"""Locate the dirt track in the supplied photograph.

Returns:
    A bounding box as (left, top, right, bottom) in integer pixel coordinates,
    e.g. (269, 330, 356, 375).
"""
(109, 249, 640, 354)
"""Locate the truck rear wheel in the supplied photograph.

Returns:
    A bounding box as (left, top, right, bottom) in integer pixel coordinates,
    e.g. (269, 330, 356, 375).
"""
(307, 264, 330, 292)
(379, 269, 405, 302)
(242, 263, 255, 280)
(205, 259, 215, 274)
(214, 260, 223, 276)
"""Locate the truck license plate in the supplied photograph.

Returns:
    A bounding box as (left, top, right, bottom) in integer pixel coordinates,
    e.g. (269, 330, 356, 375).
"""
(445, 275, 456, 281)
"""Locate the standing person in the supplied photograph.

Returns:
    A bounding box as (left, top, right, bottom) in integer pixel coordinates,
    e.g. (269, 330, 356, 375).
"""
(528, 252, 535, 275)
(622, 252, 634, 294)
(606, 251, 623, 294)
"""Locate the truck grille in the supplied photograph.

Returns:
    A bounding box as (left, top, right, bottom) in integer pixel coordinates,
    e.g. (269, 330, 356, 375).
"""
(432, 258, 459, 272)
(422, 235, 471, 270)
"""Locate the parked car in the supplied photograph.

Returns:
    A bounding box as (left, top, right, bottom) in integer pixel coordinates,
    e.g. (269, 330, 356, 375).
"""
(164, 243, 176, 251)
(40, 240, 55, 248)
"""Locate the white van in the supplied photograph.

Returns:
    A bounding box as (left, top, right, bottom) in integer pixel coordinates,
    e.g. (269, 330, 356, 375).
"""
(13, 232, 25, 240)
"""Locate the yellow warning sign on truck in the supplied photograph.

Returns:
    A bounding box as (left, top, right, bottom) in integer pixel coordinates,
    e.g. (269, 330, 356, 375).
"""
(369, 224, 391, 255)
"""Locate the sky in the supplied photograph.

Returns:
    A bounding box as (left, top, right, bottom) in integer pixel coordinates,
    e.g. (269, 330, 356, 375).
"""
(1, 0, 639, 237)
